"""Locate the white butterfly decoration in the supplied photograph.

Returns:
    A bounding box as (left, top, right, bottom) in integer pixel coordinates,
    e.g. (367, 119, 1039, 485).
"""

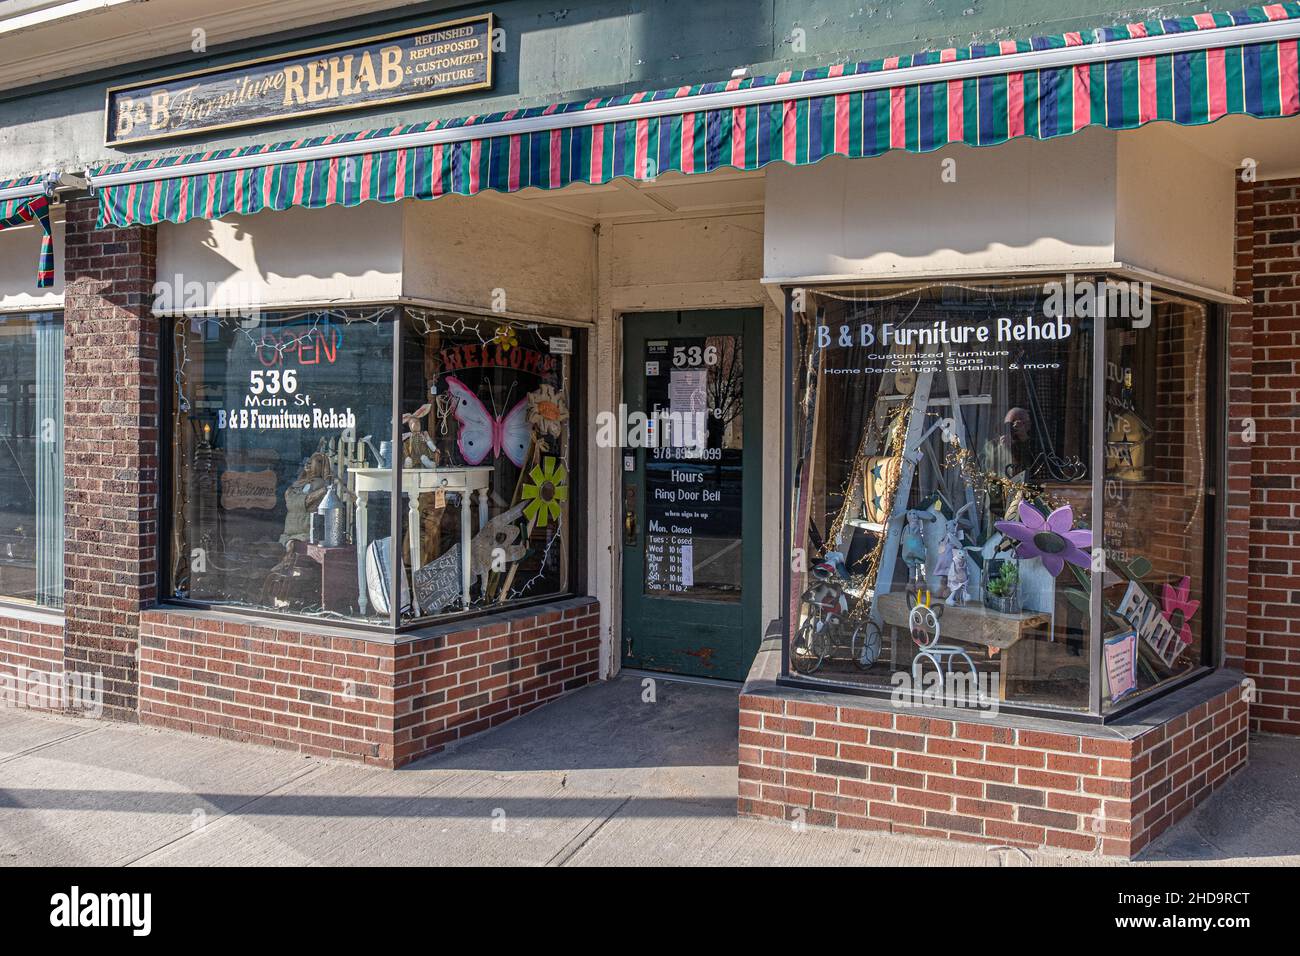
(445, 375, 531, 468)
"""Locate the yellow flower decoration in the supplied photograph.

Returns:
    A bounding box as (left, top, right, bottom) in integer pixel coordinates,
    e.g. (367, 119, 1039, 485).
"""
(521, 456, 568, 528)
(493, 325, 519, 352)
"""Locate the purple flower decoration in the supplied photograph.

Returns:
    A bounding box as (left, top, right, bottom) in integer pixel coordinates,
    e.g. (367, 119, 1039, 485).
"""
(994, 503, 1093, 577)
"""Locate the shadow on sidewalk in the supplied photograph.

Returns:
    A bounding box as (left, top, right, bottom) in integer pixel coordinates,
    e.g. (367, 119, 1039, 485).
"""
(1143, 734, 1300, 863)
(406, 671, 740, 774)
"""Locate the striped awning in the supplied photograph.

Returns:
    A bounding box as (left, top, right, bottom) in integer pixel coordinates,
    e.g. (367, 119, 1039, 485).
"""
(93, 3, 1300, 229)
(0, 177, 55, 288)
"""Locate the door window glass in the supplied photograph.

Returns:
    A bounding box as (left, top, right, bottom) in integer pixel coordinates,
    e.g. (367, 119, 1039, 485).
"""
(642, 335, 743, 601)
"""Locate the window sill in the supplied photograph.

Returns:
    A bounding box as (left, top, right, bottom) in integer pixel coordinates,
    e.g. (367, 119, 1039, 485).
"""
(0, 600, 64, 625)
(146, 595, 595, 646)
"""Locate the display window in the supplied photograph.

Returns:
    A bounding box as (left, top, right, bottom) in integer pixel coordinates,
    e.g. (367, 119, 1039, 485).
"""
(0, 310, 63, 609)
(396, 309, 574, 623)
(783, 278, 1218, 717)
(168, 306, 578, 628)
(1101, 297, 1213, 712)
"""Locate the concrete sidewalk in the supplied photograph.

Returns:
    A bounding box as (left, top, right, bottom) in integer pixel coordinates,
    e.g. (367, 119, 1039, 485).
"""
(1, 674, 1296, 866)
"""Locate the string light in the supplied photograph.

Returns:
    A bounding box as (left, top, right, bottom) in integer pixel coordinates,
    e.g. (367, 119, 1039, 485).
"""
(404, 309, 571, 608)
(943, 445, 1070, 512)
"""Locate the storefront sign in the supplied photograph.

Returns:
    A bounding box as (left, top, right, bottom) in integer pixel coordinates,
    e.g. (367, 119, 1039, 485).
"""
(431, 343, 557, 380)
(217, 318, 367, 432)
(106, 14, 494, 146)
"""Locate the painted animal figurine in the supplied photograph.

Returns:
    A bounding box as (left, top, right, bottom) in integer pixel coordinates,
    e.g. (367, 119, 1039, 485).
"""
(401, 403, 441, 469)
(934, 503, 977, 599)
(901, 509, 936, 586)
(946, 549, 972, 606)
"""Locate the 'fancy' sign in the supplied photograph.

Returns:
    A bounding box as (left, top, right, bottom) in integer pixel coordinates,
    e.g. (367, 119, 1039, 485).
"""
(106, 14, 493, 146)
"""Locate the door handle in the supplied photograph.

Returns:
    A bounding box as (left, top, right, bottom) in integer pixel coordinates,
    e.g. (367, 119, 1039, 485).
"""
(623, 483, 638, 546)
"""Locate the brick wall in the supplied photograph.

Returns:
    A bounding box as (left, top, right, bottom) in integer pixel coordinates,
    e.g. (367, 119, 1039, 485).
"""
(1237, 175, 1300, 735)
(61, 197, 159, 721)
(739, 661, 1248, 858)
(0, 611, 63, 707)
(393, 601, 602, 764)
(138, 598, 599, 767)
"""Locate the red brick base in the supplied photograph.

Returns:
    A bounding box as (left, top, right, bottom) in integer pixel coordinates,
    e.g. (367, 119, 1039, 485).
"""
(739, 645, 1248, 858)
(0, 609, 64, 709)
(138, 598, 600, 767)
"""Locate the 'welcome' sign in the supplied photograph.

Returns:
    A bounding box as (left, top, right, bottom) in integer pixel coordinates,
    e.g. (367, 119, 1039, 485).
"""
(106, 14, 493, 146)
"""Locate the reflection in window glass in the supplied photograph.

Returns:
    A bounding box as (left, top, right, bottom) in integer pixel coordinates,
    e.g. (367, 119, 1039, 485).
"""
(0, 311, 63, 608)
(1101, 297, 1212, 709)
(399, 310, 572, 622)
(788, 281, 1094, 711)
(171, 309, 395, 621)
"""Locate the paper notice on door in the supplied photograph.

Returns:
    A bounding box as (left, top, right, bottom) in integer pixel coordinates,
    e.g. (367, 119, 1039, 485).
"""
(669, 368, 708, 452)
(669, 368, 708, 414)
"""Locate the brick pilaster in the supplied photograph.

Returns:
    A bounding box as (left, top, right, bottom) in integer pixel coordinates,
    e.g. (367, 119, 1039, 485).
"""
(61, 197, 158, 721)
(1242, 175, 1300, 736)
(1224, 175, 1255, 674)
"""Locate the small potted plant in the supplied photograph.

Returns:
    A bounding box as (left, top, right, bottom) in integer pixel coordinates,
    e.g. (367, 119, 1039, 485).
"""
(984, 559, 1020, 614)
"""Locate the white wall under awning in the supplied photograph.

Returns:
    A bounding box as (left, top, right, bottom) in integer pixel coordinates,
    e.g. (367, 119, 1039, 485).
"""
(154, 193, 598, 323)
(156, 201, 404, 311)
(0, 215, 62, 310)
(763, 123, 1237, 295)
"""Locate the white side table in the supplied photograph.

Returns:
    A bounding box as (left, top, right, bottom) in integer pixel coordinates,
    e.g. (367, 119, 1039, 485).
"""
(352, 466, 494, 616)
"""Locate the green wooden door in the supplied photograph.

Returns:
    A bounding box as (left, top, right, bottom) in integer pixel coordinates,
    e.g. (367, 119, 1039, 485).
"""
(620, 309, 762, 681)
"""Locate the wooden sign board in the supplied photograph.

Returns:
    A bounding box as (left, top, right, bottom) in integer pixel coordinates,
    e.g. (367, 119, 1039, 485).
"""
(220, 468, 278, 510)
(106, 14, 494, 146)
(1115, 580, 1182, 668)
(412, 544, 463, 615)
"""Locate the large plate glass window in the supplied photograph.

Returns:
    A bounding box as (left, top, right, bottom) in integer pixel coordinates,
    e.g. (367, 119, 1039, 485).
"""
(1100, 294, 1214, 710)
(783, 278, 1218, 717)
(0, 311, 63, 608)
(170, 308, 395, 622)
(397, 310, 573, 622)
(170, 307, 578, 627)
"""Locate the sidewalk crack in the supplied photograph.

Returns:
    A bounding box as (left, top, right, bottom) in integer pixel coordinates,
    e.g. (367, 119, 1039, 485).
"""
(118, 762, 327, 867)
(0, 725, 104, 766)
(546, 794, 631, 867)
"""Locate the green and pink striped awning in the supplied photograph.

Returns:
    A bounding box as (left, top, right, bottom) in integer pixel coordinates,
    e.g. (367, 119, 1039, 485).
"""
(0, 177, 55, 288)
(93, 3, 1300, 229)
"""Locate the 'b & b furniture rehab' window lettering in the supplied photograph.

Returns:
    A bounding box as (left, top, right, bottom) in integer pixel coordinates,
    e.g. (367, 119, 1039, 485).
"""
(170, 308, 574, 627)
(785, 279, 1217, 717)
